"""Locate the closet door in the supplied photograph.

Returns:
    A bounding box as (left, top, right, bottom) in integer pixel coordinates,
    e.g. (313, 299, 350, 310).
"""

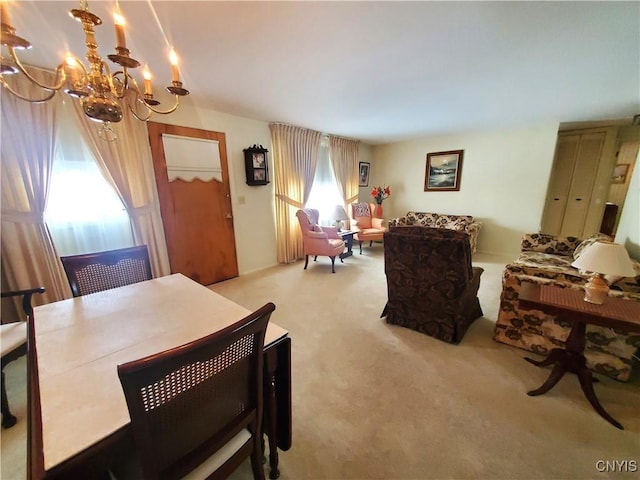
(540, 128, 616, 238)
(540, 135, 579, 235)
(560, 132, 605, 237)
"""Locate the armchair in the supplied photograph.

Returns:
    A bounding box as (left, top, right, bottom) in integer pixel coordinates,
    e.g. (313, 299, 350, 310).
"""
(348, 202, 387, 254)
(296, 209, 345, 273)
(382, 226, 484, 344)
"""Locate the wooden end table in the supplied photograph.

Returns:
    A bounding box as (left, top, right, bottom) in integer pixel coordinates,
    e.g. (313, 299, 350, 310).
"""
(518, 282, 640, 430)
(338, 230, 355, 259)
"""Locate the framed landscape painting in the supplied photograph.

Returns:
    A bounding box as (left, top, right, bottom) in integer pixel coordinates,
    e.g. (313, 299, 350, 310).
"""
(424, 150, 464, 191)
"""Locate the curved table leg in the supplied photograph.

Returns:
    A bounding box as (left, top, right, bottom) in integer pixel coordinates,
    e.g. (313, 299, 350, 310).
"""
(525, 349, 564, 368)
(577, 368, 623, 430)
(527, 363, 567, 396)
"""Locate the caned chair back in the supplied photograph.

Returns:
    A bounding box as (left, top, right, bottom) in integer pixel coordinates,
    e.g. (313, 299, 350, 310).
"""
(117, 303, 275, 480)
(61, 245, 152, 297)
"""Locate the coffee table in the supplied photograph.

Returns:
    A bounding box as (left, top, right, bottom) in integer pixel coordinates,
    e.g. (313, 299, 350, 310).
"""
(518, 282, 640, 429)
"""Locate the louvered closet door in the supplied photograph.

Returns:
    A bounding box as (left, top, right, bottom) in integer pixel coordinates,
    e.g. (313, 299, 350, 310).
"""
(541, 135, 579, 235)
(560, 132, 605, 237)
(541, 130, 608, 238)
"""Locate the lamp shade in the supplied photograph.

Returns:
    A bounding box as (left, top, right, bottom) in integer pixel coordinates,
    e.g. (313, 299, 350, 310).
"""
(571, 241, 636, 277)
(330, 205, 349, 221)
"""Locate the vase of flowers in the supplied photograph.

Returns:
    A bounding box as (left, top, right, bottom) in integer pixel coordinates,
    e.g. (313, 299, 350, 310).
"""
(370, 185, 391, 218)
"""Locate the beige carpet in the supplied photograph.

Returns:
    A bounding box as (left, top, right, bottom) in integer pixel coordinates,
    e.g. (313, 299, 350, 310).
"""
(2, 248, 639, 480)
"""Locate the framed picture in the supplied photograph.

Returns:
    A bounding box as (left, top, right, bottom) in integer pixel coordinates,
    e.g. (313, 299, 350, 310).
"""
(611, 163, 629, 184)
(252, 152, 265, 168)
(359, 162, 370, 187)
(424, 149, 464, 191)
(243, 145, 269, 186)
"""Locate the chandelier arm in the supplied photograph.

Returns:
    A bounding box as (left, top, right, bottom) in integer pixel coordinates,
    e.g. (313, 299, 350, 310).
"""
(127, 99, 152, 122)
(0, 76, 58, 102)
(8, 47, 66, 91)
(143, 95, 181, 115)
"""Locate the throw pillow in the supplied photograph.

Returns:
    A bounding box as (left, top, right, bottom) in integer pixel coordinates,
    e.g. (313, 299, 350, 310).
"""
(573, 233, 613, 260)
(352, 203, 370, 217)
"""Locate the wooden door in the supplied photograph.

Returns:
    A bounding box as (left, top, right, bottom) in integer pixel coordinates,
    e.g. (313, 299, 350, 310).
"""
(147, 122, 238, 285)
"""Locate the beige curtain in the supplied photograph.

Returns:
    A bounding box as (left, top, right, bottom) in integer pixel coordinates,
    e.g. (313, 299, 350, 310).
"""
(0, 69, 71, 303)
(329, 136, 359, 206)
(270, 123, 322, 263)
(68, 103, 171, 278)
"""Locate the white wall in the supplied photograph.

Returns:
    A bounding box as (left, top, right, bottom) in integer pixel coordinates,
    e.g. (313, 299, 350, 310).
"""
(153, 105, 277, 275)
(615, 148, 640, 261)
(370, 123, 560, 255)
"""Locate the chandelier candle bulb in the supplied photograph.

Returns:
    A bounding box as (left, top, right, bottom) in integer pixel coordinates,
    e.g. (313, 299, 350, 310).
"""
(65, 56, 79, 85)
(169, 49, 180, 83)
(113, 12, 126, 49)
(143, 67, 152, 95)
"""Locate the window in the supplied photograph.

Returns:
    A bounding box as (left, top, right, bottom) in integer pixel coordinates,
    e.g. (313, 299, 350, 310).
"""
(45, 100, 134, 256)
(305, 136, 344, 225)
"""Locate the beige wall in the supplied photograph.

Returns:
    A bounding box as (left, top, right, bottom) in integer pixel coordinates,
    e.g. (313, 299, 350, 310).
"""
(369, 123, 560, 255)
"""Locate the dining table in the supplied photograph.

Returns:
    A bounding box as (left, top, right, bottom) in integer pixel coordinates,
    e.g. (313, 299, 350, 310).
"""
(32, 273, 291, 479)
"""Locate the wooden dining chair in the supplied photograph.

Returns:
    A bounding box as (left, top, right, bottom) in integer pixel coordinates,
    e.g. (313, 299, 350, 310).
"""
(1, 287, 45, 429)
(60, 245, 152, 297)
(117, 302, 276, 480)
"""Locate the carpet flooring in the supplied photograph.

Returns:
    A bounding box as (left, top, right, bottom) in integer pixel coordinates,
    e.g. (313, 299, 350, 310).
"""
(2, 247, 639, 480)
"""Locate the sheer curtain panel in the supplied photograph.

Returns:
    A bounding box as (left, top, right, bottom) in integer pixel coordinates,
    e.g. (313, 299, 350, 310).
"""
(270, 123, 322, 263)
(45, 98, 134, 256)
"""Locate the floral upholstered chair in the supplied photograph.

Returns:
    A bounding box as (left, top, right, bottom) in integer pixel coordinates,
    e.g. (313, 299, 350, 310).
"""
(348, 202, 386, 254)
(296, 209, 345, 273)
(382, 226, 484, 343)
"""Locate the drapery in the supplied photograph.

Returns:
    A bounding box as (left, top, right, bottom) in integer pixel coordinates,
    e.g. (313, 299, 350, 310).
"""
(0, 69, 71, 303)
(68, 100, 171, 278)
(270, 123, 322, 263)
(329, 136, 360, 206)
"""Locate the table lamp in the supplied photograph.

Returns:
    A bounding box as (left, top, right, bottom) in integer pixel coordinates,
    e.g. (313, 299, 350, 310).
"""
(571, 241, 636, 304)
(330, 205, 349, 231)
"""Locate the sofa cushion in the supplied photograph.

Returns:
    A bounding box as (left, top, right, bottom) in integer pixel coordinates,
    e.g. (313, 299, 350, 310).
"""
(521, 233, 581, 256)
(573, 233, 612, 260)
(508, 251, 586, 284)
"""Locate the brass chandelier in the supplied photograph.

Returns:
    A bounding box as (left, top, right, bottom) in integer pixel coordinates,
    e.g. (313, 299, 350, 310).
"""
(0, 0, 189, 140)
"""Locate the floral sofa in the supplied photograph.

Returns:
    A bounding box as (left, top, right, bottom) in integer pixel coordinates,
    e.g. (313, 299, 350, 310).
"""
(493, 232, 640, 381)
(388, 212, 482, 253)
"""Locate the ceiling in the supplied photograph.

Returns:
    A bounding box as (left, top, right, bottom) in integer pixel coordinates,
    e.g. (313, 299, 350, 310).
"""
(6, 1, 640, 144)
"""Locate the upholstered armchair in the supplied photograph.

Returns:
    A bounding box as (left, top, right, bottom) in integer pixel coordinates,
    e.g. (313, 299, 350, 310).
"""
(296, 209, 345, 273)
(348, 202, 386, 254)
(382, 226, 484, 344)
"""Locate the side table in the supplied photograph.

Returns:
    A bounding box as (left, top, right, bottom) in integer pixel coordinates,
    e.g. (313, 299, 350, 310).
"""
(338, 230, 355, 259)
(518, 282, 640, 430)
